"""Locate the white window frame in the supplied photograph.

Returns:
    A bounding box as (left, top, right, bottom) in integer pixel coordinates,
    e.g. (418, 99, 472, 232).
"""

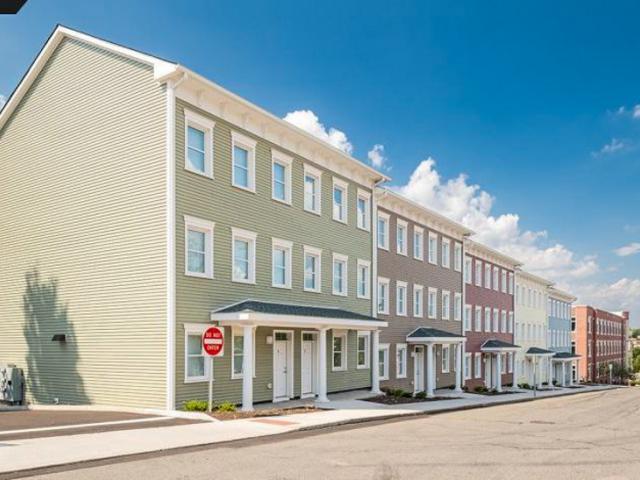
(303, 245, 322, 293)
(184, 324, 211, 383)
(413, 225, 424, 261)
(428, 287, 438, 319)
(271, 149, 293, 205)
(492, 267, 499, 292)
(184, 109, 215, 178)
(356, 259, 371, 299)
(377, 277, 390, 315)
(379, 343, 390, 381)
(396, 219, 408, 256)
(303, 164, 322, 215)
(231, 227, 257, 284)
(454, 293, 462, 322)
(332, 253, 349, 296)
(464, 256, 472, 283)
(442, 290, 451, 320)
(413, 284, 424, 317)
(396, 344, 408, 379)
(475, 260, 482, 287)
(231, 327, 257, 380)
(501, 310, 507, 333)
(464, 352, 472, 380)
(474, 305, 482, 332)
(493, 308, 499, 332)
(356, 331, 370, 369)
(484, 307, 491, 332)
(396, 280, 408, 316)
(441, 345, 450, 373)
(442, 238, 451, 268)
(332, 330, 348, 371)
(332, 177, 349, 224)
(508, 272, 514, 295)
(184, 215, 215, 279)
(428, 232, 438, 265)
(485, 264, 492, 289)
(508, 311, 514, 334)
(231, 131, 257, 193)
(501, 270, 507, 293)
(454, 242, 462, 272)
(271, 237, 292, 289)
(474, 352, 482, 379)
(377, 212, 390, 250)
(356, 189, 371, 231)
(464, 304, 472, 331)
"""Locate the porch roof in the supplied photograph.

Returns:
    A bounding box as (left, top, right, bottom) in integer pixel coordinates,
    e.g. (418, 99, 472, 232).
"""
(553, 351, 581, 361)
(525, 347, 555, 356)
(210, 299, 387, 330)
(406, 327, 465, 344)
(481, 339, 521, 352)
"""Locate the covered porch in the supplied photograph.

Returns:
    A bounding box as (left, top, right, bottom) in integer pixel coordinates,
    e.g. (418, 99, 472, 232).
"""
(552, 352, 581, 387)
(525, 347, 556, 388)
(406, 327, 466, 398)
(210, 300, 387, 412)
(480, 339, 520, 392)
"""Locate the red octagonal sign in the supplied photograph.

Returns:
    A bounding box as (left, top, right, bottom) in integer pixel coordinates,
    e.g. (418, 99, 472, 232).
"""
(202, 326, 224, 356)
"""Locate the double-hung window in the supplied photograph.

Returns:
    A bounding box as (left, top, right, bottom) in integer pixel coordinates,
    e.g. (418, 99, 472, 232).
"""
(454, 293, 462, 321)
(492, 308, 499, 332)
(396, 220, 408, 255)
(508, 272, 514, 295)
(508, 312, 514, 333)
(501, 270, 507, 293)
(484, 307, 491, 332)
(501, 310, 507, 333)
(428, 288, 437, 319)
(271, 150, 292, 204)
(464, 256, 472, 283)
(464, 353, 472, 380)
(377, 277, 390, 314)
(303, 246, 322, 292)
(332, 331, 347, 371)
(303, 165, 322, 214)
(396, 281, 407, 316)
(184, 110, 214, 178)
(332, 178, 348, 223)
(485, 264, 492, 289)
(413, 284, 424, 317)
(272, 238, 292, 289)
(441, 345, 450, 373)
(474, 353, 482, 379)
(184, 215, 214, 279)
(357, 332, 370, 369)
(454, 242, 462, 272)
(231, 327, 256, 379)
(377, 212, 390, 250)
(413, 226, 424, 260)
(428, 232, 438, 264)
(356, 190, 371, 231)
(232, 228, 257, 284)
(442, 238, 451, 268)
(231, 132, 256, 192)
(464, 305, 472, 331)
(396, 344, 407, 378)
(474, 306, 482, 332)
(475, 260, 482, 287)
(357, 259, 371, 299)
(184, 325, 209, 382)
(492, 267, 499, 292)
(332, 253, 348, 296)
(442, 290, 451, 320)
(378, 344, 390, 380)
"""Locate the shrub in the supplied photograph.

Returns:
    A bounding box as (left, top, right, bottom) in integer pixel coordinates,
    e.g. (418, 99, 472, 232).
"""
(183, 400, 209, 412)
(401, 391, 413, 398)
(391, 389, 406, 397)
(519, 383, 530, 390)
(216, 401, 237, 412)
(415, 391, 427, 399)
(552, 380, 558, 386)
(380, 386, 392, 395)
(474, 385, 488, 393)
(542, 382, 548, 386)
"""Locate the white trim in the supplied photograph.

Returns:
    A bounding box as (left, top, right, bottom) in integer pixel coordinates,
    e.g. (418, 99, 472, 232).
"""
(377, 211, 390, 250)
(303, 245, 322, 293)
(184, 109, 215, 178)
(474, 352, 482, 379)
(183, 324, 211, 384)
(332, 253, 349, 296)
(230, 326, 256, 380)
(271, 149, 293, 205)
(356, 189, 371, 232)
(356, 259, 371, 300)
(396, 343, 408, 378)
(377, 276, 390, 315)
(427, 287, 438, 319)
(464, 304, 472, 332)
(300, 330, 319, 398)
(231, 227, 257, 284)
(184, 215, 215, 279)
(331, 330, 348, 371)
(442, 237, 451, 269)
(413, 225, 424, 261)
(271, 237, 293, 289)
(332, 177, 349, 224)
(441, 289, 451, 320)
(396, 218, 408, 256)
(428, 232, 438, 265)
(231, 131, 257, 193)
(454, 292, 462, 322)
(454, 242, 463, 272)
(303, 164, 322, 215)
(356, 331, 371, 369)
(272, 330, 295, 402)
(464, 352, 472, 380)
(413, 283, 424, 318)
(441, 344, 451, 373)
(378, 343, 390, 381)
(396, 280, 408, 316)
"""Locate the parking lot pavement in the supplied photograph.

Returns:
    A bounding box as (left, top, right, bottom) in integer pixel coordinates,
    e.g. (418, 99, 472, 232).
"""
(15, 387, 640, 480)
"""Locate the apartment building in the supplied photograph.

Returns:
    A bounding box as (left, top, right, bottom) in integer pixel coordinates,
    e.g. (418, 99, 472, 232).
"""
(572, 306, 629, 382)
(463, 240, 520, 392)
(375, 189, 472, 396)
(514, 271, 554, 387)
(547, 287, 578, 386)
(0, 26, 389, 410)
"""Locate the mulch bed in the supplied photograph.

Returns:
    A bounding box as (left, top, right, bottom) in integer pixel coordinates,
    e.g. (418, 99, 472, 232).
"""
(208, 406, 319, 421)
(469, 390, 518, 396)
(363, 394, 459, 405)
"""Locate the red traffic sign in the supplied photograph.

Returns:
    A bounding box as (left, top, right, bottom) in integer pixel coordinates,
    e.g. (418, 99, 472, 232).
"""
(202, 327, 224, 356)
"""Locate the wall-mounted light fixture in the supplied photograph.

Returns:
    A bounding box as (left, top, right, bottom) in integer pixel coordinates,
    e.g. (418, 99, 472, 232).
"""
(51, 334, 66, 342)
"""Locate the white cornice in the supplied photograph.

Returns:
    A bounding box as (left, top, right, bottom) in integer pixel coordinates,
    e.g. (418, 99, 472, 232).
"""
(464, 239, 522, 270)
(548, 287, 577, 303)
(516, 269, 554, 288)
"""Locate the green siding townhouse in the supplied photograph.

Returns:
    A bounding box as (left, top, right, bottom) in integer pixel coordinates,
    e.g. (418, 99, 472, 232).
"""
(0, 26, 388, 411)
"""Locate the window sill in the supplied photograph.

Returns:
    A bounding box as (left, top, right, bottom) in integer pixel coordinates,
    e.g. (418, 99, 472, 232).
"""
(378, 245, 389, 251)
(396, 251, 407, 257)
(413, 256, 424, 262)
(331, 367, 347, 372)
(185, 271, 214, 280)
(304, 207, 322, 217)
(184, 377, 211, 384)
(232, 183, 256, 194)
(272, 196, 292, 206)
(304, 287, 322, 294)
(356, 294, 371, 300)
(332, 291, 348, 297)
(232, 278, 256, 285)
(184, 166, 214, 179)
(272, 283, 292, 290)
(356, 225, 371, 233)
(356, 365, 370, 370)
(332, 217, 348, 225)
(396, 374, 407, 379)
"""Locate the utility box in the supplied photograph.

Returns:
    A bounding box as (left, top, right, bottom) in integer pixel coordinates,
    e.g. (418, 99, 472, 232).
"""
(0, 364, 24, 405)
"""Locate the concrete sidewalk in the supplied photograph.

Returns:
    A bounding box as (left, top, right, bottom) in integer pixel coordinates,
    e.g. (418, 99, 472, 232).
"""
(0, 384, 619, 475)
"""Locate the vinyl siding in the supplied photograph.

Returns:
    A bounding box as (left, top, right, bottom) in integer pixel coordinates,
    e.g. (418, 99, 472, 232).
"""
(0, 38, 167, 408)
(173, 98, 374, 407)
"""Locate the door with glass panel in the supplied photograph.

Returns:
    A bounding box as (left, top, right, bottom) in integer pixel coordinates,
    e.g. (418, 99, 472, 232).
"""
(301, 332, 318, 398)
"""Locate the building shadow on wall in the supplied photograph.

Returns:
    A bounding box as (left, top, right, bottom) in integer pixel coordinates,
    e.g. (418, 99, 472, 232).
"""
(22, 269, 88, 404)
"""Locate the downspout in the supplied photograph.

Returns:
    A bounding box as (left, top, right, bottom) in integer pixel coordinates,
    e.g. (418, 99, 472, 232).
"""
(371, 181, 386, 391)
(164, 70, 188, 411)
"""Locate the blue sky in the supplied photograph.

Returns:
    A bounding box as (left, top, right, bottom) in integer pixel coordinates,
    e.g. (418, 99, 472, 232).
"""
(1, 1, 639, 323)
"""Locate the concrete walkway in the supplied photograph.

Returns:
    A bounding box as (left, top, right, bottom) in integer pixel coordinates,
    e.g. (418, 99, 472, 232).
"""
(0, 384, 618, 475)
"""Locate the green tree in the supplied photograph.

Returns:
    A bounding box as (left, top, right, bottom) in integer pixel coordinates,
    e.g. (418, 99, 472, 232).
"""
(632, 329, 640, 339)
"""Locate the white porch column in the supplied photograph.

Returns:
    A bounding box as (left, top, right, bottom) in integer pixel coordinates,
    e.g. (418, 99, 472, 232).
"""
(548, 357, 554, 388)
(241, 325, 255, 412)
(426, 343, 435, 398)
(561, 362, 567, 387)
(454, 342, 463, 393)
(495, 353, 503, 392)
(317, 328, 329, 402)
(569, 361, 574, 386)
(371, 330, 381, 395)
(575, 359, 580, 384)
(512, 353, 519, 389)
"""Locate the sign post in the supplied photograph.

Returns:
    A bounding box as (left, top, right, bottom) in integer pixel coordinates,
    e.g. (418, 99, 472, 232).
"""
(202, 326, 224, 413)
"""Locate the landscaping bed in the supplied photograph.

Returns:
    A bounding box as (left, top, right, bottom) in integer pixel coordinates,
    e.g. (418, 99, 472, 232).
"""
(209, 406, 319, 421)
(363, 388, 460, 405)
(469, 388, 517, 396)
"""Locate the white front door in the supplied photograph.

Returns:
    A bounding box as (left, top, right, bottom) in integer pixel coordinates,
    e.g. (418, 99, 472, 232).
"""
(414, 346, 425, 392)
(274, 333, 290, 400)
(301, 333, 317, 398)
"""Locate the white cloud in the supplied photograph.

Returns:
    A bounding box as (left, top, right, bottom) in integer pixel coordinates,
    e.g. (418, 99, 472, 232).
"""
(634, 105, 640, 119)
(367, 144, 389, 171)
(595, 138, 626, 156)
(283, 110, 353, 155)
(614, 242, 640, 257)
(0, 94, 6, 109)
(570, 278, 640, 318)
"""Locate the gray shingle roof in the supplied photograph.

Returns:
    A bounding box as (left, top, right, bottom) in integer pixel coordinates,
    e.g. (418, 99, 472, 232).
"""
(526, 347, 555, 355)
(481, 339, 520, 350)
(407, 327, 464, 339)
(214, 300, 382, 322)
(553, 351, 580, 359)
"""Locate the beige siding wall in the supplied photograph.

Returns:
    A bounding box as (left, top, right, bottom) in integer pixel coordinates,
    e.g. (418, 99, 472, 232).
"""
(173, 98, 374, 407)
(0, 39, 167, 408)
